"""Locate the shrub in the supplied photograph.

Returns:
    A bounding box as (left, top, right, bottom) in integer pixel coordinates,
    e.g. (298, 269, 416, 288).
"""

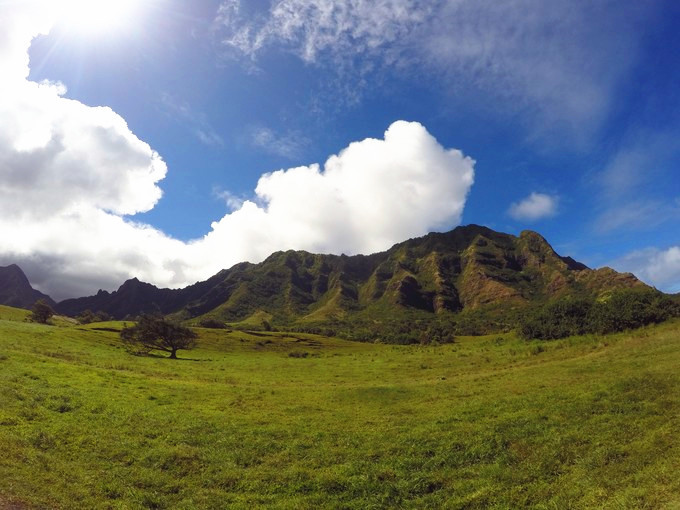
(30, 299, 55, 324)
(588, 288, 679, 334)
(419, 322, 456, 345)
(288, 350, 309, 358)
(77, 310, 113, 324)
(518, 297, 593, 340)
(199, 318, 228, 329)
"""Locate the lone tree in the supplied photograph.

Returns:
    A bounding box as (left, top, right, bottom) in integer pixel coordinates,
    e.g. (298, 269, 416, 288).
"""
(120, 314, 197, 359)
(30, 299, 55, 324)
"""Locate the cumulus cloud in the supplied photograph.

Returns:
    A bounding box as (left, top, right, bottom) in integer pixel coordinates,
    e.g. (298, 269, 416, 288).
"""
(214, 0, 659, 141)
(0, 81, 166, 218)
(0, 3, 475, 300)
(203, 121, 475, 260)
(0, 209, 191, 300)
(508, 193, 558, 222)
(611, 246, 680, 293)
(1, 119, 474, 300)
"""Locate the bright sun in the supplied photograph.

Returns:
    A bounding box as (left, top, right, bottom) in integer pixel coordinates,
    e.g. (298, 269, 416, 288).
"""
(58, 0, 140, 34)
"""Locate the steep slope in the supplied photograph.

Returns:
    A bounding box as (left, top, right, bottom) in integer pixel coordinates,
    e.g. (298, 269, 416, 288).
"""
(0, 265, 55, 309)
(54, 225, 646, 322)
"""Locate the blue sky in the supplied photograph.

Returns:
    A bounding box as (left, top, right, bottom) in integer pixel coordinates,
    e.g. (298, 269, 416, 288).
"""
(1, 0, 679, 299)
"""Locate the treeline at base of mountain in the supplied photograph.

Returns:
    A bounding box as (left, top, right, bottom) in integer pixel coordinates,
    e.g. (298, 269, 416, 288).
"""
(286, 288, 679, 343)
(13, 284, 680, 344)
(517, 288, 680, 340)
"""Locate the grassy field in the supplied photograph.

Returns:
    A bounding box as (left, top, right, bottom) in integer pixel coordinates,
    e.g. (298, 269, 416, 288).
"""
(1, 311, 679, 509)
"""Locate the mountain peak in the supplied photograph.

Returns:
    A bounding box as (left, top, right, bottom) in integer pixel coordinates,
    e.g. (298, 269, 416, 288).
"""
(0, 264, 55, 309)
(119, 277, 152, 289)
(1, 263, 29, 281)
(519, 229, 546, 240)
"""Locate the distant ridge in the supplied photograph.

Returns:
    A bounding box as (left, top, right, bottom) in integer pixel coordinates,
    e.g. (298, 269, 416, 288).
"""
(0, 264, 55, 309)
(54, 225, 646, 322)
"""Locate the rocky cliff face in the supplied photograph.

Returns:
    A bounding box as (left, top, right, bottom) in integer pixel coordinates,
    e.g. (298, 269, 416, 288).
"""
(54, 225, 646, 322)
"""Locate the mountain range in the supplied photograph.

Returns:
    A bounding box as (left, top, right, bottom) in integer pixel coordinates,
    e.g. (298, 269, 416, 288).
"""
(0, 225, 646, 327)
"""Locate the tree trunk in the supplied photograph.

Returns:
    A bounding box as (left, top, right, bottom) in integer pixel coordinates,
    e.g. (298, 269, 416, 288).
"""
(170, 349, 177, 359)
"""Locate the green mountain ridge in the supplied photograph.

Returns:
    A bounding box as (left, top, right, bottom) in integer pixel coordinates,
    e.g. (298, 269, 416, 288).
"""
(55, 225, 646, 327)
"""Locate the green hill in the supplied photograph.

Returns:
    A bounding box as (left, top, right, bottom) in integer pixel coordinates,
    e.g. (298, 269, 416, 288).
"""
(0, 304, 31, 322)
(1, 313, 680, 508)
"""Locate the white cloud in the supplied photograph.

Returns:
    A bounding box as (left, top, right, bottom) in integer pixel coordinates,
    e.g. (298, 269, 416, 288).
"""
(594, 200, 680, 233)
(215, 0, 428, 63)
(598, 131, 680, 199)
(593, 131, 680, 232)
(508, 193, 558, 222)
(0, 208, 191, 300)
(0, 80, 166, 219)
(2, 120, 474, 300)
(212, 188, 246, 211)
(248, 126, 309, 159)
(0, 4, 475, 300)
(203, 120, 475, 261)
(214, 0, 659, 141)
(611, 247, 680, 294)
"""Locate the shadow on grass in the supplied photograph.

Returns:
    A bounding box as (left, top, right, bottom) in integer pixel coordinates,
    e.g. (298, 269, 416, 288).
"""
(126, 351, 205, 361)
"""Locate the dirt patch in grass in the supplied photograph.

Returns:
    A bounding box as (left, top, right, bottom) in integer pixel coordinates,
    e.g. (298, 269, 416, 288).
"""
(0, 497, 30, 510)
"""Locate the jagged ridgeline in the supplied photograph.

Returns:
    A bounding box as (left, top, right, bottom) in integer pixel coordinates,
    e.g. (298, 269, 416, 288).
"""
(55, 225, 646, 332)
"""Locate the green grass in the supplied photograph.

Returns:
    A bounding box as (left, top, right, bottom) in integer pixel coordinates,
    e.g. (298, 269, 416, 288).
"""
(226, 310, 274, 330)
(0, 304, 30, 322)
(0, 304, 79, 328)
(1, 312, 680, 509)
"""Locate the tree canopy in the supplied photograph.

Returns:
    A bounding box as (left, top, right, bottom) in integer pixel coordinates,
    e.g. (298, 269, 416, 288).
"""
(77, 309, 113, 324)
(120, 314, 197, 359)
(30, 299, 55, 324)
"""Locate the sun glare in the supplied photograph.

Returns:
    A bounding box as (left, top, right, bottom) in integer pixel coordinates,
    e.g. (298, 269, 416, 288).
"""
(58, 0, 140, 35)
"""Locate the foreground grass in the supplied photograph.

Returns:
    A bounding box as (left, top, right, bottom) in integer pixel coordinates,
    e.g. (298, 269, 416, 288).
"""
(1, 317, 679, 509)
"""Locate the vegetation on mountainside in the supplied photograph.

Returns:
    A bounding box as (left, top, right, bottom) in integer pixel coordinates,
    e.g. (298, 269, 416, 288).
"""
(296, 315, 458, 345)
(1, 308, 680, 508)
(518, 288, 680, 340)
(291, 287, 680, 343)
(76, 309, 113, 324)
(54, 226, 647, 335)
(197, 317, 229, 329)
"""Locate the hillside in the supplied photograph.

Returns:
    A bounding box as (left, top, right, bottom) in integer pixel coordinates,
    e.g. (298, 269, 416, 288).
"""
(0, 264, 55, 309)
(55, 225, 645, 325)
(1, 312, 680, 508)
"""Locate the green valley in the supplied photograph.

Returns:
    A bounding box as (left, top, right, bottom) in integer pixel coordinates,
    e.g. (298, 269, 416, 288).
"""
(1, 309, 680, 508)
